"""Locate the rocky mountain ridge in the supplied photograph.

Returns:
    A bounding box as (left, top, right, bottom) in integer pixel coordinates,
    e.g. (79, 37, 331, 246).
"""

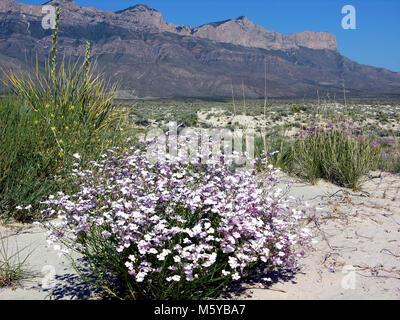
(1, 0, 337, 51)
(0, 0, 399, 99)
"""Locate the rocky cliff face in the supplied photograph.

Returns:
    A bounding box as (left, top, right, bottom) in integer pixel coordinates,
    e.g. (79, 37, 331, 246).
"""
(173, 16, 337, 51)
(0, 0, 399, 99)
(113, 6, 338, 51)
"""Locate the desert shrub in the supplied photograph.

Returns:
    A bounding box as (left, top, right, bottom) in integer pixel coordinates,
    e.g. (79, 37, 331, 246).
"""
(179, 113, 198, 128)
(288, 119, 381, 189)
(376, 112, 389, 123)
(41, 145, 312, 300)
(291, 106, 307, 113)
(134, 118, 150, 127)
(0, 8, 125, 221)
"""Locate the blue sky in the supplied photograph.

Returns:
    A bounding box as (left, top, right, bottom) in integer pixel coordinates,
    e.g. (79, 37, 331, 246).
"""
(19, 0, 400, 71)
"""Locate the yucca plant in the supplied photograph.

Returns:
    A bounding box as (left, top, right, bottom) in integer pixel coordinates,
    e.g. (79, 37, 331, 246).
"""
(2, 8, 120, 135)
(0, 7, 126, 221)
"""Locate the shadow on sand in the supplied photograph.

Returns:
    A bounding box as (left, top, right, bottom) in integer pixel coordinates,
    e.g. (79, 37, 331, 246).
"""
(221, 268, 299, 299)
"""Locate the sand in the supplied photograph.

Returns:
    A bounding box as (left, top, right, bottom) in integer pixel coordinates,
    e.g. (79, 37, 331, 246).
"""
(237, 171, 400, 300)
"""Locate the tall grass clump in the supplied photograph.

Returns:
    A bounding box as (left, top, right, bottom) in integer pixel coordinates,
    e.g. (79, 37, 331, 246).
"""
(40, 143, 313, 300)
(288, 118, 381, 189)
(377, 136, 400, 173)
(254, 131, 293, 169)
(0, 7, 124, 221)
(0, 232, 34, 287)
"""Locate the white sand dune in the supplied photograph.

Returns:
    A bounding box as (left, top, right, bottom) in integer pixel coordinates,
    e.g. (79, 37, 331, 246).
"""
(238, 172, 400, 300)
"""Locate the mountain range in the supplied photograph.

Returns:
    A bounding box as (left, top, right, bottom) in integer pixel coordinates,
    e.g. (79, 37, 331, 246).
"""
(1, 0, 400, 99)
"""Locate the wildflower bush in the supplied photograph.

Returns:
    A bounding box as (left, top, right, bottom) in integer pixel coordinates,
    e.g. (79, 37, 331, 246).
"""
(42, 145, 312, 300)
(288, 118, 381, 189)
(0, 8, 125, 221)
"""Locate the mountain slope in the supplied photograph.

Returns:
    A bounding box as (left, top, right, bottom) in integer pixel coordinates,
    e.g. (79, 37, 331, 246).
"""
(1, 0, 399, 99)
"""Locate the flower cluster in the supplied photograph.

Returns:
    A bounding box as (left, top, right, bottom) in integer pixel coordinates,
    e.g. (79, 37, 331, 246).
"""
(295, 118, 380, 147)
(41, 143, 312, 299)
